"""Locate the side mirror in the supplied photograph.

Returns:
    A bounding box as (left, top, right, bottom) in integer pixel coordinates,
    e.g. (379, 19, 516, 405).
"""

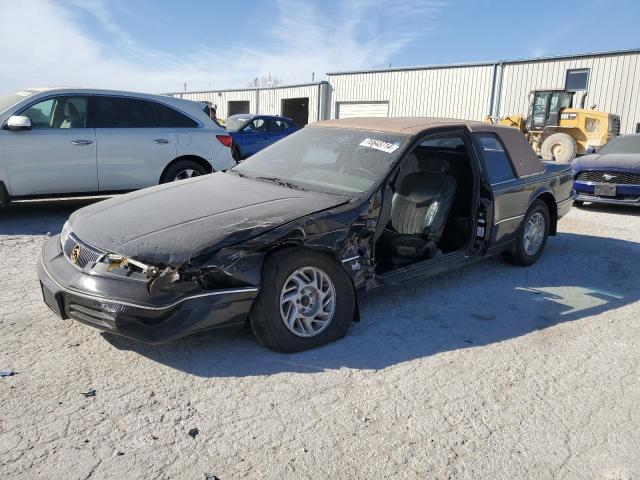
(6, 115, 31, 131)
(243, 126, 253, 133)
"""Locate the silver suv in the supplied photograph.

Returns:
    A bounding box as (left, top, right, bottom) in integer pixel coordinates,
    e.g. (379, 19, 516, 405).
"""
(0, 88, 235, 206)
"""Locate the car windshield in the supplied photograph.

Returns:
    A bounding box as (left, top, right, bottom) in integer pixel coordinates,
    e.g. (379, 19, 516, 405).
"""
(225, 114, 253, 132)
(232, 127, 409, 197)
(598, 135, 640, 155)
(0, 90, 37, 114)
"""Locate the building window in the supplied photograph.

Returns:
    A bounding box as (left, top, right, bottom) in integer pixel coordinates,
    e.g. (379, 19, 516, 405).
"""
(565, 68, 590, 91)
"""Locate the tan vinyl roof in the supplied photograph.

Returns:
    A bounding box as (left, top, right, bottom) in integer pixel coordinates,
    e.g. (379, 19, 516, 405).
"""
(311, 116, 506, 136)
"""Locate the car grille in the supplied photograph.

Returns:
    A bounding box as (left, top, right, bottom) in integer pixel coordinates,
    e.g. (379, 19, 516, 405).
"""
(576, 171, 640, 185)
(62, 232, 105, 269)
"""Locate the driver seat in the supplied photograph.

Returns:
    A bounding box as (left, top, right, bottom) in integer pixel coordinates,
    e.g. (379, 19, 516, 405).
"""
(386, 154, 457, 261)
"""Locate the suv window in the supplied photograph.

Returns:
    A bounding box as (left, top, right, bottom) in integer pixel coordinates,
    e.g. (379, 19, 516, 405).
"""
(20, 96, 87, 129)
(93, 96, 157, 128)
(269, 118, 289, 132)
(154, 102, 198, 128)
(475, 133, 517, 184)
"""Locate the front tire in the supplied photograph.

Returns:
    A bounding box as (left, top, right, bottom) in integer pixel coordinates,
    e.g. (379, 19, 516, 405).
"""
(502, 200, 550, 266)
(250, 248, 355, 352)
(160, 160, 208, 183)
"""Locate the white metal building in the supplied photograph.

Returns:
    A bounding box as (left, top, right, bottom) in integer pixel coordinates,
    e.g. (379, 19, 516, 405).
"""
(167, 82, 330, 128)
(167, 49, 639, 134)
(327, 49, 640, 134)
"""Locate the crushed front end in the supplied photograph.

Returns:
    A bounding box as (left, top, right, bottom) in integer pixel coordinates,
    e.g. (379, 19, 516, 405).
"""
(38, 223, 260, 343)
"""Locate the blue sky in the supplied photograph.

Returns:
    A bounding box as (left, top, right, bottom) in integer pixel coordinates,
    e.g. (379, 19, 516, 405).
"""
(0, 0, 638, 93)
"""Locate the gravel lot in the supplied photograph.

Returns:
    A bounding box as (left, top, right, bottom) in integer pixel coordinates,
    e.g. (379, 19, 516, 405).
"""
(1, 200, 639, 479)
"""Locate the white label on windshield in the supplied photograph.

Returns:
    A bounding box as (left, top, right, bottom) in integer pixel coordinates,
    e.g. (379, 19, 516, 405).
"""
(360, 138, 400, 153)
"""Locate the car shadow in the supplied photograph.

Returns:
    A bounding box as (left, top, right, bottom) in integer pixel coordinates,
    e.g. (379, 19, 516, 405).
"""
(0, 198, 106, 236)
(576, 202, 640, 217)
(101, 231, 640, 378)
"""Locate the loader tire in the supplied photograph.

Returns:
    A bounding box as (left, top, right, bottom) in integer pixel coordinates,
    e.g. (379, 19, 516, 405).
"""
(541, 133, 577, 162)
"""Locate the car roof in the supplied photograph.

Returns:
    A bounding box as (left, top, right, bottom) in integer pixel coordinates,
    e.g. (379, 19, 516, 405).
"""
(14, 86, 197, 108)
(311, 117, 513, 136)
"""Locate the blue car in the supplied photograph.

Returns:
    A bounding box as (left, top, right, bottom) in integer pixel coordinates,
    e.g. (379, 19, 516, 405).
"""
(572, 134, 640, 207)
(226, 114, 298, 161)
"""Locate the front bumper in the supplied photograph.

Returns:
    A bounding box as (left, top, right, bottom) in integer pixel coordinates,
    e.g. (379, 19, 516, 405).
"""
(37, 235, 259, 343)
(574, 180, 640, 206)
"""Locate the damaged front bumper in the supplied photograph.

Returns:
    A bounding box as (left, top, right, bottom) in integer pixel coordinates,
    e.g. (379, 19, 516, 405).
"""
(38, 235, 259, 343)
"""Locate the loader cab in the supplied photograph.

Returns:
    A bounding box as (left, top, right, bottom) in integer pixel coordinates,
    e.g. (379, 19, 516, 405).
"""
(526, 90, 574, 131)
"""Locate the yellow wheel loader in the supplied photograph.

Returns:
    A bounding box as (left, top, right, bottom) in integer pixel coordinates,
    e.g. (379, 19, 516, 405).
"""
(486, 90, 620, 162)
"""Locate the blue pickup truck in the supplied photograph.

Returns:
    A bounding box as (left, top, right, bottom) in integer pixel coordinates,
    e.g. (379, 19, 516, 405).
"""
(226, 114, 298, 161)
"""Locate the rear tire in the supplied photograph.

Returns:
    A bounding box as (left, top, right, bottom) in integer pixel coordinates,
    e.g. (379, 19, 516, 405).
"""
(232, 146, 242, 162)
(502, 200, 550, 267)
(541, 133, 577, 162)
(160, 160, 208, 183)
(250, 248, 355, 352)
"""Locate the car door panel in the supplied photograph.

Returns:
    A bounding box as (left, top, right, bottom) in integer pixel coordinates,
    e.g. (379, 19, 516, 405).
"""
(95, 129, 176, 190)
(92, 96, 178, 191)
(1, 95, 97, 196)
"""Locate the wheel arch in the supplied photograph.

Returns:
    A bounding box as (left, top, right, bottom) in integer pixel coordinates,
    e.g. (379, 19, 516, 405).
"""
(159, 155, 213, 183)
(530, 190, 558, 236)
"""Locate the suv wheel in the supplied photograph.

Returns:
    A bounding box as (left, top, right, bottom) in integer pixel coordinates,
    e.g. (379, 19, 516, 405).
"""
(161, 160, 208, 183)
(250, 248, 355, 352)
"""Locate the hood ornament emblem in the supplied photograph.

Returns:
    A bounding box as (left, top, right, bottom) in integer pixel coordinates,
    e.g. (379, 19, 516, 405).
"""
(602, 173, 617, 181)
(70, 245, 81, 264)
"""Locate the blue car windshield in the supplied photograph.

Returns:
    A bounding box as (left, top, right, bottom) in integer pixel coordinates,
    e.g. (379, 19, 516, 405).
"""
(232, 127, 409, 197)
(598, 135, 640, 154)
(225, 114, 253, 132)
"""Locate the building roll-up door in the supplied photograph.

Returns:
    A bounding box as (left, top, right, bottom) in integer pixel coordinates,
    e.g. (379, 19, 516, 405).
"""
(337, 102, 389, 119)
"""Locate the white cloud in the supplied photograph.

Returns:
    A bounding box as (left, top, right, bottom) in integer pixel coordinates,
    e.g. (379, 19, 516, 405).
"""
(0, 0, 444, 93)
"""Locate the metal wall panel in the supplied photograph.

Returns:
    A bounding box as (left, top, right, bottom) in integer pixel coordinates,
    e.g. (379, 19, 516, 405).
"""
(257, 84, 319, 124)
(169, 90, 256, 121)
(168, 83, 321, 123)
(497, 52, 640, 134)
(327, 65, 496, 122)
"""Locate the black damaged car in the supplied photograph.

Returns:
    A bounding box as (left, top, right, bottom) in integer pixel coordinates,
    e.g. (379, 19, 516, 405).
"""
(38, 117, 574, 352)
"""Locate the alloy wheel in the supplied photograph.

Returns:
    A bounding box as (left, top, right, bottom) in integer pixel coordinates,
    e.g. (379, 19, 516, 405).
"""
(279, 266, 336, 338)
(523, 212, 545, 255)
(174, 169, 201, 181)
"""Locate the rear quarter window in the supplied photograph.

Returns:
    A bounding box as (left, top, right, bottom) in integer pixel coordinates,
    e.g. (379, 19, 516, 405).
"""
(154, 102, 198, 128)
(475, 133, 517, 184)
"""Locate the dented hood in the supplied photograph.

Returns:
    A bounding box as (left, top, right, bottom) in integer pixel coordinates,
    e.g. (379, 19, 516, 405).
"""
(69, 172, 348, 265)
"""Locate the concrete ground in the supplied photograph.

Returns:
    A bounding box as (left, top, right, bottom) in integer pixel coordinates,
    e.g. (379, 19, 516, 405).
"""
(1, 200, 639, 479)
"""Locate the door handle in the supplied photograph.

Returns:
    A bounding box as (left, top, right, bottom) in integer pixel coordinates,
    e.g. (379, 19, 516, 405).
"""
(71, 139, 93, 146)
(153, 138, 171, 144)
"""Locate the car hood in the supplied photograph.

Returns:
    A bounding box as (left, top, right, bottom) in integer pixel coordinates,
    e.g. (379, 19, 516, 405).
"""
(69, 172, 349, 265)
(573, 153, 640, 171)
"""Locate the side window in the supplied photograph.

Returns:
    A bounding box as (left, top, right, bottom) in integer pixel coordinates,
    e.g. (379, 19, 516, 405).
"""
(154, 102, 198, 128)
(20, 96, 87, 129)
(248, 118, 267, 132)
(269, 118, 289, 132)
(93, 96, 157, 128)
(475, 133, 517, 184)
